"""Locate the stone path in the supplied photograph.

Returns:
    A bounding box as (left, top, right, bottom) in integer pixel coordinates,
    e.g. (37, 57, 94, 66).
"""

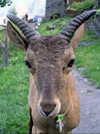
(72, 69, 100, 133)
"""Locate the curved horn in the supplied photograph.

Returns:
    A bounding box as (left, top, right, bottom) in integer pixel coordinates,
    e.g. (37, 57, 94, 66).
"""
(58, 10, 97, 43)
(7, 14, 41, 42)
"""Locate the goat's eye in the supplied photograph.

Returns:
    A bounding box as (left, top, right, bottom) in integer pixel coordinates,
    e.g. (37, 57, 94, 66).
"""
(67, 59, 75, 68)
(24, 60, 32, 68)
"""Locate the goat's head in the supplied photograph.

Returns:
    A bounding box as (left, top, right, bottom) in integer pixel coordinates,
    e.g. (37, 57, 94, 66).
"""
(7, 10, 96, 118)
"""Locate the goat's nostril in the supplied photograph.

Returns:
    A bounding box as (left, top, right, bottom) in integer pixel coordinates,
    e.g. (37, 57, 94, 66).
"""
(40, 104, 56, 117)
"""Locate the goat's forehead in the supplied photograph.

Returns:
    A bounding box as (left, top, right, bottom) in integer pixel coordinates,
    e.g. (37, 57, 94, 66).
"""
(26, 35, 71, 63)
(29, 35, 69, 51)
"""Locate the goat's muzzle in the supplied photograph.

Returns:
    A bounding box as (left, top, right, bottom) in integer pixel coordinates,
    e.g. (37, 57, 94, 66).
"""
(38, 99, 61, 118)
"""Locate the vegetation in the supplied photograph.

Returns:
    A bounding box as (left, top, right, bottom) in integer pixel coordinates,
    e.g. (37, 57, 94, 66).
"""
(0, 15, 100, 133)
(0, 31, 29, 133)
(0, 0, 12, 7)
(38, 17, 71, 34)
(75, 31, 100, 88)
(70, 0, 94, 10)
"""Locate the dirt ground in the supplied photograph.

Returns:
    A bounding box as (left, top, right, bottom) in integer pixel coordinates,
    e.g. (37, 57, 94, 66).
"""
(72, 69, 100, 133)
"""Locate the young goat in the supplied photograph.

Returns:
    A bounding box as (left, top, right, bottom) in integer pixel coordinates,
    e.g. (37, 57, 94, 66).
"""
(7, 10, 96, 134)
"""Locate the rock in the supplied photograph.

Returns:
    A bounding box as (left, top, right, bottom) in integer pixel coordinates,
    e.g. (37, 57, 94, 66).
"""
(46, 0, 65, 19)
(85, 0, 100, 36)
(46, 25, 56, 30)
(65, 8, 82, 17)
(84, 78, 88, 83)
(85, 15, 100, 36)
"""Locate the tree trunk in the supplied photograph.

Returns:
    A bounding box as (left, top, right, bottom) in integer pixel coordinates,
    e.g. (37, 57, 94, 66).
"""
(0, 27, 9, 67)
(4, 28, 9, 66)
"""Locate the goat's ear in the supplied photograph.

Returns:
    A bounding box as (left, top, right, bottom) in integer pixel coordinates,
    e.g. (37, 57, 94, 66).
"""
(70, 24, 84, 49)
(7, 21, 28, 51)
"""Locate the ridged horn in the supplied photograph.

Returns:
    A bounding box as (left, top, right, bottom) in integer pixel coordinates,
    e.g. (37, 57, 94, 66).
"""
(7, 14, 41, 42)
(58, 10, 97, 43)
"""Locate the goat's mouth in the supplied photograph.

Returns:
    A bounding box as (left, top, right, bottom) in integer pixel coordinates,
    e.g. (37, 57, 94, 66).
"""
(39, 106, 59, 119)
(38, 100, 61, 119)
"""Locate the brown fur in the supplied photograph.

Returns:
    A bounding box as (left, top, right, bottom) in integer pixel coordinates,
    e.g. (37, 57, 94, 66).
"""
(70, 24, 84, 49)
(7, 21, 84, 134)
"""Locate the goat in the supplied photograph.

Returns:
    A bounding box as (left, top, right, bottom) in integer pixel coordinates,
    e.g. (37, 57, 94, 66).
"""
(7, 10, 96, 134)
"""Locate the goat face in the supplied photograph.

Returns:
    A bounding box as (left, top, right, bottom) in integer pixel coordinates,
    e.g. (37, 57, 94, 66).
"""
(25, 35, 75, 118)
(7, 10, 96, 119)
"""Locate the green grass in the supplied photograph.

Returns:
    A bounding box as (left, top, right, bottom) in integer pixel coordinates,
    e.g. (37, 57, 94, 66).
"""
(70, 0, 94, 10)
(75, 30, 100, 88)
(0, 40, 29, 133)
(39, 17, 71, 34)
(81, 29, 96, 42)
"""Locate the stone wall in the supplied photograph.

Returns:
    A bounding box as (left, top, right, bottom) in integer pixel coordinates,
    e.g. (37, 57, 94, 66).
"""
(46, 0, 100, 36)
(85, 0, 100, 36)
(45, 0, 66, 18)
(45, 0, 89, 19)
(86, 16, 100, 36)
